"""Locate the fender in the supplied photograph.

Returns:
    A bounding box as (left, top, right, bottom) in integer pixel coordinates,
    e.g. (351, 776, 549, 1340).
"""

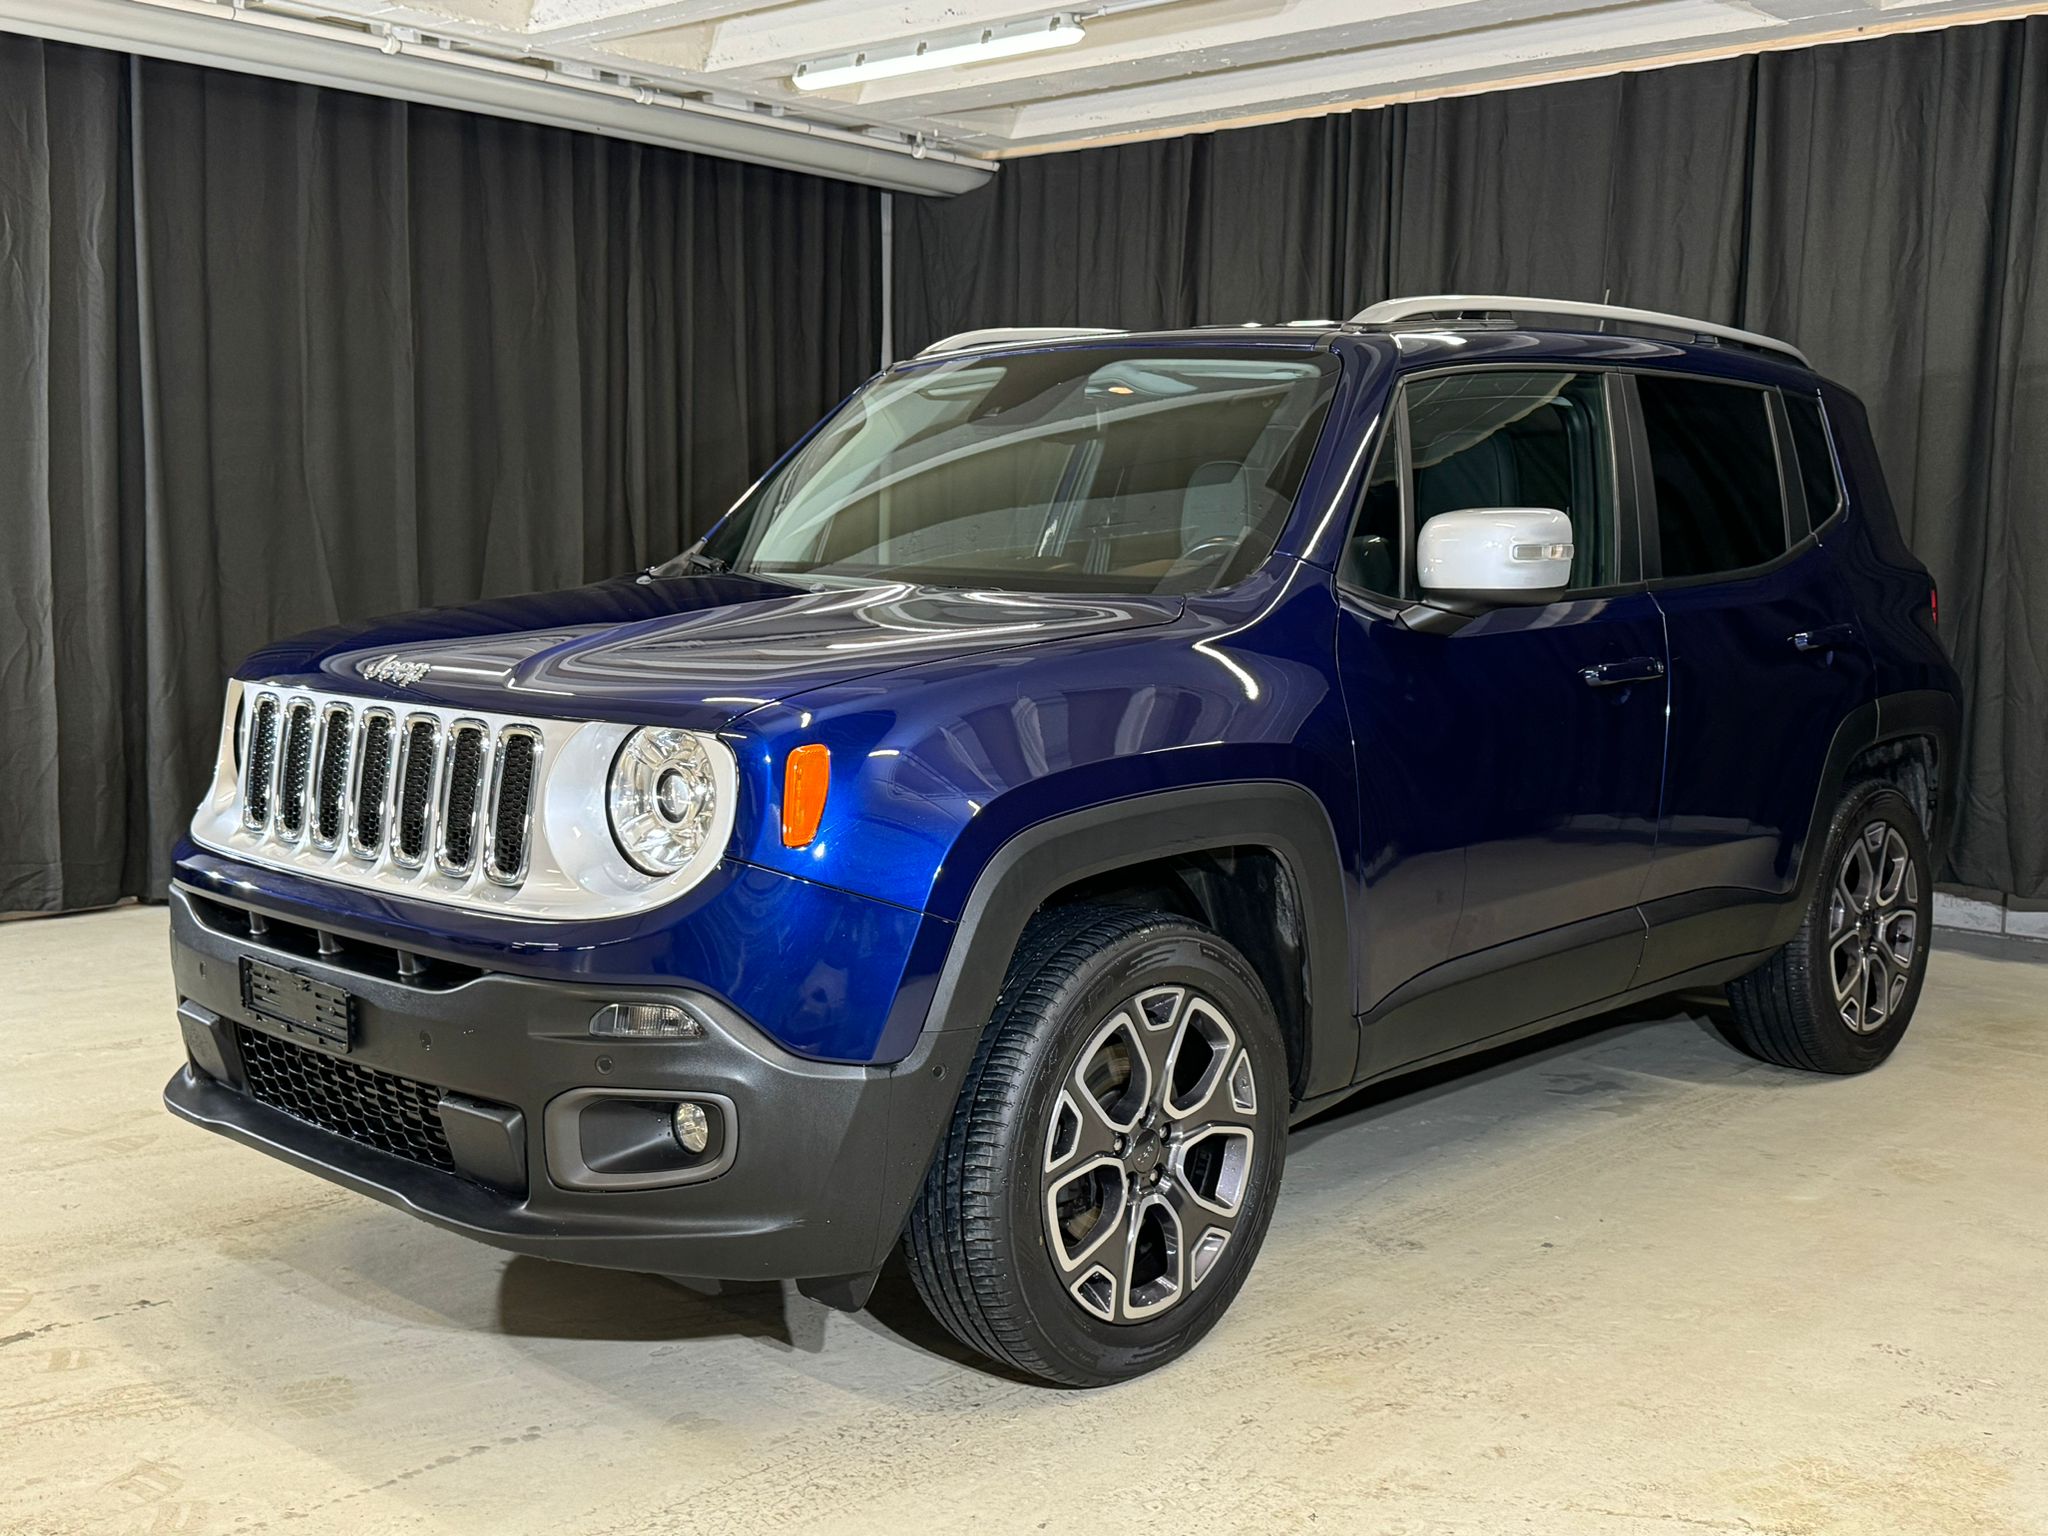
(915, 781, 1355, 1094)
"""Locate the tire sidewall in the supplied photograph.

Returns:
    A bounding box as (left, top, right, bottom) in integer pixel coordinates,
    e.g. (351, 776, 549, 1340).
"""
(995, 922, 1289, 1384)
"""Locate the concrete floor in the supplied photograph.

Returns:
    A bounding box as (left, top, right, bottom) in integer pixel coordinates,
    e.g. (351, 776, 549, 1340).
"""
(2, 907, 2045, 1536)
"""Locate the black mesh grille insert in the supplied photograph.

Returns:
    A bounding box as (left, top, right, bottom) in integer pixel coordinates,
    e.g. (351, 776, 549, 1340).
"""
(243, 696, 279, 826)
(440, 725, 486, 871)
(488, 731, 537, 880)
(395, 719, 438, 864)
(353, 713, 395, 853)
(314, 705, 353, 846)
(235, 1024, 455, 1173)
(276, 700, 315, 836)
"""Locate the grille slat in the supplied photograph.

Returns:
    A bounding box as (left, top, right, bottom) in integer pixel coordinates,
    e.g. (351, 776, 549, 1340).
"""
(242, 695, 280, 829)
(350, 711, 396, 857)
(392, 716, 440, 868)
(437, 723, 488, 875)
(312, 703, 354, 849)
(275, 699, 316, 839)
(234, 1024, 456, 1173)
(486, 728, 540, 885)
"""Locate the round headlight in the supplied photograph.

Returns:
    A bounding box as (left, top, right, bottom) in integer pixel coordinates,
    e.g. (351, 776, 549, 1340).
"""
(608, 727, 720, 875)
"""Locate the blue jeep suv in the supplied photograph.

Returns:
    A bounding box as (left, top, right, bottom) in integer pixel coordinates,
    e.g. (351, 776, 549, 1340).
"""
(165, 296, 1961, 1385)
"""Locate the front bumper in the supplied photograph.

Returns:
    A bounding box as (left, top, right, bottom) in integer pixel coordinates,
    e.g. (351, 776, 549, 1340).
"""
(163, 885, 978, 1283)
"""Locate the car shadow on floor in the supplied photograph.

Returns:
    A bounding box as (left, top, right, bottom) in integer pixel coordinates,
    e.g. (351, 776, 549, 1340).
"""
(490, 1249, 1011, 1374)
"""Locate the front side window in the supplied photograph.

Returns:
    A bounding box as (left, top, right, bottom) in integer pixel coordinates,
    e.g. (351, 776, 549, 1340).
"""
(1340, 368, 1620, 596)
(1638, 375, 1789, 578)
(697, 348, 1340, 595)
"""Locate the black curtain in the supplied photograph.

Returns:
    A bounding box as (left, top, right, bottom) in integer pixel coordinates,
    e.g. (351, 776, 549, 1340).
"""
(895, 21, 2048, 900)
(1, 38, 878, 915)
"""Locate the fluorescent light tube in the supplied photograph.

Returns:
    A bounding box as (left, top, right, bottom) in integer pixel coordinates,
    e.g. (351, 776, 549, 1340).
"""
(793, 15, 1086, 92)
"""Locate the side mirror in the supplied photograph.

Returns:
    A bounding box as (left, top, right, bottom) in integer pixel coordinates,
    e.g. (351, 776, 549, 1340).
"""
(1417, 508, 1574, 603)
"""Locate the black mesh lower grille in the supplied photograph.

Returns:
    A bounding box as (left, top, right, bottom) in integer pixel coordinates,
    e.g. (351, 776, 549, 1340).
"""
(235, 1024, 455, 1173)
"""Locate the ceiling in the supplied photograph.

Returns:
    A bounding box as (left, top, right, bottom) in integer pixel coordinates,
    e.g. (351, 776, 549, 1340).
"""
(5, 0, 2042, 188)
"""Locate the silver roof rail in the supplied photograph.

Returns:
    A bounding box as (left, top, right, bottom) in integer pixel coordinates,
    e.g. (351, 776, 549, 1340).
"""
(916, 326, 1124, 357)
(1349, 294, 1809, 367)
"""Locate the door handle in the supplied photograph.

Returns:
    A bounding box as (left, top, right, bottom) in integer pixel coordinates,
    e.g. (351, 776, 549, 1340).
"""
(1580, 656, 1666, 687)
(1791, 622, 1858, 653)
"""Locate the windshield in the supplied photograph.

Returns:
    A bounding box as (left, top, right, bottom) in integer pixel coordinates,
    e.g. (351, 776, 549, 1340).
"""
(696, 346, 1341, 594)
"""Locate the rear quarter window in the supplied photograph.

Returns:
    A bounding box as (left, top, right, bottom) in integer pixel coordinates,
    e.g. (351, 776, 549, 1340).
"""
(1782, 390, 1843, 527)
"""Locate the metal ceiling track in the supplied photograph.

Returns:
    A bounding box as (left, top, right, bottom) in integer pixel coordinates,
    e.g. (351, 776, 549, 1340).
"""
(0, 0, 994, 196)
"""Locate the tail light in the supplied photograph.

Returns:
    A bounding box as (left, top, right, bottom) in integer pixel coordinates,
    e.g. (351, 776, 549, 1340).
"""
(1929, 582, 1938, 630)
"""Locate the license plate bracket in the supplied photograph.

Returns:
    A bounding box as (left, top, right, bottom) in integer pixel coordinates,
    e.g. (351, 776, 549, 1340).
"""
(241, 958, 356, 1055)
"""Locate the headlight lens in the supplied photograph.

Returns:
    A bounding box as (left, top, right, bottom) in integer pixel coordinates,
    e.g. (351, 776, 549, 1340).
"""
(607, 727, 720, 875)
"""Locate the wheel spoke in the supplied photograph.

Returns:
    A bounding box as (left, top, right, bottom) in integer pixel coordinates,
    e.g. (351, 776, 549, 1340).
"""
(1830, 930, 1865, 1003)
(1877, 911, 1918, 973)
(1838, 950, 1867, 1030)
(1119, 1190, 1184, 1321)
(1875, 828, 1911, 908)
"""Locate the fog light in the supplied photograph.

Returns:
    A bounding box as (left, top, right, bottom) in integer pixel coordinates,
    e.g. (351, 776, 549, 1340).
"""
(589, 1002, 707, 1040)
(672, 1101, 711, 1154)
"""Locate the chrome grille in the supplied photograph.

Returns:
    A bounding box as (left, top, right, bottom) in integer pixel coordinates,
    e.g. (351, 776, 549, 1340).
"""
(228, 690, 542, 893)
(242, 695, 279, 829)
(350, 710, 396, 858)
(275, 699, 316, 840)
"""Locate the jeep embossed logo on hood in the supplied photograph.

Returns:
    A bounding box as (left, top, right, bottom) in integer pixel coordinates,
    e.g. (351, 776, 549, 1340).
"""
(358, 654, 433, 687)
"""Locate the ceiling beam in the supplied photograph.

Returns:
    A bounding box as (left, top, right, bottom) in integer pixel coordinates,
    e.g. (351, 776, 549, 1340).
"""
(949, 0, 1781, 142)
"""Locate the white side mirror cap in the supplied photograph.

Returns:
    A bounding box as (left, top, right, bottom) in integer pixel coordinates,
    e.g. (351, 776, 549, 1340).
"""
(1417, 508, 1574, 598)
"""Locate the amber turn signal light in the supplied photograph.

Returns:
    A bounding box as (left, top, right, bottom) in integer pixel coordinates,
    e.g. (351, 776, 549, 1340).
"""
(782, 743, 830, 847)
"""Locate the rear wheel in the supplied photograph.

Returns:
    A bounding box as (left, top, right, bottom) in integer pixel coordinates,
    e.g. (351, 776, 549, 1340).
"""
(903, 905, 1289, 1386)
(1723, 785, 1931, 1073)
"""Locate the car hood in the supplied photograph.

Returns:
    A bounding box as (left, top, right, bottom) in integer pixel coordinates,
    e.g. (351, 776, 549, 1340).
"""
(239, 574, 1183, 727)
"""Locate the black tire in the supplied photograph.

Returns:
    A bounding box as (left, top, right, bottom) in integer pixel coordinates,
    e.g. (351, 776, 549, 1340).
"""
(1724, 784, 1933, 1074)
(903, 905, 1289, 1386)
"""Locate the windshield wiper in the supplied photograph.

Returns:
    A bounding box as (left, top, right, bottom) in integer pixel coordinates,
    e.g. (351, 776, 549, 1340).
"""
(640, 546, 729, 581)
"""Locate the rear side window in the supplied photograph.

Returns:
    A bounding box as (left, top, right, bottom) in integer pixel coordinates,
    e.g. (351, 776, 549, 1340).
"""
(1637, 375, 1788, 579)
(1782, 390, 1843, 527)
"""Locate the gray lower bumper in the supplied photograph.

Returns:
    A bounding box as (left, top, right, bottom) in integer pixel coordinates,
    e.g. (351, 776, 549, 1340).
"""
(162, 885, 978, 1284)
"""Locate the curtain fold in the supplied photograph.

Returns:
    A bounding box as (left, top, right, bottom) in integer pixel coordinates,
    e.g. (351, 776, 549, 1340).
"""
(894, 19, 2048, 899)
(0, 38, 879, 915)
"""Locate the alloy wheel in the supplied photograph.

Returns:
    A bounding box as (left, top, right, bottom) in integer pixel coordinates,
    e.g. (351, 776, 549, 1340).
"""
(1827, 819, 1920, 1035)
(1040, 986, 1259, 1324)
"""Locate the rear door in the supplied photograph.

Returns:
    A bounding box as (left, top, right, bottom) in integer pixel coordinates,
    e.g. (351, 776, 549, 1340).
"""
(1630, 371, 1874, 979)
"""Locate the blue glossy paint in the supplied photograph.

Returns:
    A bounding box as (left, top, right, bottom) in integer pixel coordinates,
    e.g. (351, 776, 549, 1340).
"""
(183, 322, 1960, 1068)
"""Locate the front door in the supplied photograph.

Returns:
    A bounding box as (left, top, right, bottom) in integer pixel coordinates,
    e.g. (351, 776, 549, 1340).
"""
(1334, 367, 1668, 1075)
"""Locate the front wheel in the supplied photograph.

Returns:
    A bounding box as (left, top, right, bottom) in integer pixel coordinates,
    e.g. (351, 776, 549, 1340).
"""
(903, 905, 1289, 1386)
(1723, 784, 1933, 1074)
